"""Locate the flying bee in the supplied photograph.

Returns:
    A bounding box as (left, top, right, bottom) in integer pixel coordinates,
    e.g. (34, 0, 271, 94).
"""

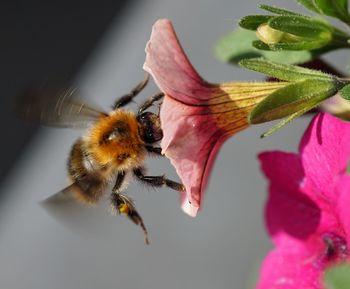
(16, 73, 185, 244)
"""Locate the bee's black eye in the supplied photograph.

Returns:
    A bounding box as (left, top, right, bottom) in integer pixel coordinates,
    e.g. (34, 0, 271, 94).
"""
(137, 112, 163, 143)
(147, 129, 153, 137)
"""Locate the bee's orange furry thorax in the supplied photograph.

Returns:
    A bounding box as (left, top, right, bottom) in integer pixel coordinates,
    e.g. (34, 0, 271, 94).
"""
(83, 110, 146, 170)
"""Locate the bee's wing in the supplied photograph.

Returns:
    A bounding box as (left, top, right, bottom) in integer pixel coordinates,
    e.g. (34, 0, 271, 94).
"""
(40, 184, 104, 236)
(40, 184, 77, 204)
(16, 85, 108, 128)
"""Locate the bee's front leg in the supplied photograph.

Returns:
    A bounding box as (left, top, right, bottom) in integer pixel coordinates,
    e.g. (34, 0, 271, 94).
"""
(137, 92, 164, 115)
(145, 145, 162, 156)
(112, 73, 150, 110)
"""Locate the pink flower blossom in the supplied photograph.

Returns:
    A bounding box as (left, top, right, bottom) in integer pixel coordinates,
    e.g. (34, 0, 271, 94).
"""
(258, 113, 350, 289)
(143, 19, 286, 216)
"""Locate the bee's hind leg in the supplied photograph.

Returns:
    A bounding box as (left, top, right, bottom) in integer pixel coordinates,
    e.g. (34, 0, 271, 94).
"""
(110, 171, 149, 244)
(112, 73, 150, 110)
(112, 171, 126, 193)
(133, 167, 185, 192)
(110, 171, 127, 214)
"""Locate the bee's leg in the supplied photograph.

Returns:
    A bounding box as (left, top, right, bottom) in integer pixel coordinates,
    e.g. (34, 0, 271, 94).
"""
(110, 172, 149, 244)
(110, 193, 149, 244)
(112, 171, 126, 193)
(137, 92, 164, 115)
(133, 167, 185, 192)
(145, 145, 162, 156)
(110, 171, 126, 214)
(112, 73, 150, 110)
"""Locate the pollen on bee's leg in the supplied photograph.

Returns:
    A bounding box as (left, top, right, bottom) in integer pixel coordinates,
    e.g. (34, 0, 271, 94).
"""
(109, 193, 149, 244)
(118, 203, 130, 215)
(110, 193, 123, 214)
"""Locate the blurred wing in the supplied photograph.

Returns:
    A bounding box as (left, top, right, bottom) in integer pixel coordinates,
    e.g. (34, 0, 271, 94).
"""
(40, 184, 106, 236)
(16, 85, 108, 128)
(41, 184, 77, 204)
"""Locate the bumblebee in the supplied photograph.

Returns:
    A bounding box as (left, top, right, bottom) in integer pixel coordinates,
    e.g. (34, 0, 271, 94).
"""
(16, 74, 185, 244)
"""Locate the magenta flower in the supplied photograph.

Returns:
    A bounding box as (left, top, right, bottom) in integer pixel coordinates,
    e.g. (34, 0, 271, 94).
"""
(143, 19, 286, 216)
(258, 113, 350, 289)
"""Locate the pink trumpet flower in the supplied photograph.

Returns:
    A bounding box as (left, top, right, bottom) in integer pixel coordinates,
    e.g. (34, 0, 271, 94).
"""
(143, 19, 286, 216)
(258, 113, 350, 289)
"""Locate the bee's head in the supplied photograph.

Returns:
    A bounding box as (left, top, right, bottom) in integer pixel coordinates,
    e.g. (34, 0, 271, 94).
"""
(137, 112, 163, 143)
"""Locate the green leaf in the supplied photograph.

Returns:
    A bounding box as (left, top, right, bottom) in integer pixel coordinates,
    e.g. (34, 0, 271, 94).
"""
(249, 78, 337, 124)
(215, 30, 262, 63)
(264, 49, 314, 63)
(259, 4, 302, 16)
(324, 264, 350, 289)
(314, 0, 350, 23)
(340, 83, 350, 100)
(297, 0, 322, 13)
(239, 15, 272, 30)
(268, 16, 331, 38)
(268, 38, 330, 50)
(239, 58, 333, 81)
(215, 29, 314, 64)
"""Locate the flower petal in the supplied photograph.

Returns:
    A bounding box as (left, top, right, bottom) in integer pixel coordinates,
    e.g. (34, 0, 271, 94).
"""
(160, 96, 234, 216)
(144, 19, 285, 216)
(336, 175, 350, 245)
(300, 113, 350, 201)
(259, 152, 321, 242)
(257, 247, 322, 289)
(144, 18, 215, 104)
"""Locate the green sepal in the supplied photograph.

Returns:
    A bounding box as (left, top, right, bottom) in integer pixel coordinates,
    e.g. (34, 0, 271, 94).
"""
(260, 99, 321, 137)
(314, 0, 350, 23)
(252, 40, 272, 51)
(259, 4, 302, 16)
(249, 78, 337, 124)
(324, 263, 350, 289)
(239, 58, 333, 81)
(268, 16, 331, 38)
(239, 15, 272, 30)
(340, 83, 350, 100)
(297, 0, 322, 13)
(215, 29, 314, 64)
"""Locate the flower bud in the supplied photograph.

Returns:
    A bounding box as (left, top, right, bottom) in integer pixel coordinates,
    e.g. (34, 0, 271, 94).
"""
(256, 23, 302, 45)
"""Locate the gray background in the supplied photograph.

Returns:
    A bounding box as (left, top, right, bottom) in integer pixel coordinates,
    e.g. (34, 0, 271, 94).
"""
(0, 1, 345, 289)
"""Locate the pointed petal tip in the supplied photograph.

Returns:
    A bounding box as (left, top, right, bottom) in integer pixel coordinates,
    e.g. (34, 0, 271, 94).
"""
(143, 18, 173, 68)
(181, 193, 199, 217)
(143, 19, 172, 71)
(143, 17, 207, 104)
